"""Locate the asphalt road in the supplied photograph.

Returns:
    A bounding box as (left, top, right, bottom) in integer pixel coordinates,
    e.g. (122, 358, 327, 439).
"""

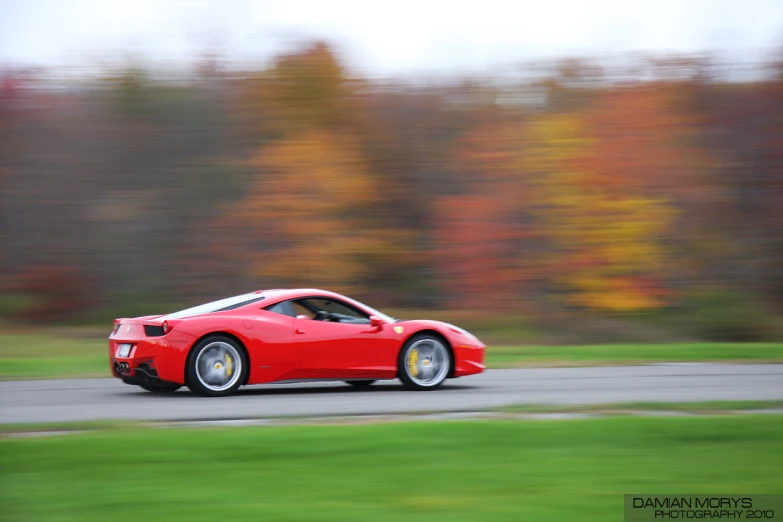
(2, 364, 782, 424)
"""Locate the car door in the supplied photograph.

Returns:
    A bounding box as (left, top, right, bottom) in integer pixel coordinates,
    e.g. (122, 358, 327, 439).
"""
(291, 297, 398, 379)
(245, 302, 299, 383)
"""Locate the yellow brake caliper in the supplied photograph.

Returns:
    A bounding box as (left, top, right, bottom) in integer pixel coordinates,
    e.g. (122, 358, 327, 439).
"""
(408, 348, 419, 377)
(225, 354, 233, 377)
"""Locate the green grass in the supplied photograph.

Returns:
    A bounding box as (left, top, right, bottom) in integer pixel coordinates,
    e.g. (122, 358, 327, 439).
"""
(1, 416, 781, 521)
(0, 332, 110, 379)
(485, 342, 783, 366)
(1, 331, 782, 379)
(0, 420, 145, 434)
(492, 400, 783, 414)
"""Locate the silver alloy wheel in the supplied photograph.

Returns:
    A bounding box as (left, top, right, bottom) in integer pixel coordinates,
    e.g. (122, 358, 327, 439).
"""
(195, 341, 242, 392)
(404, 338, 450, 387)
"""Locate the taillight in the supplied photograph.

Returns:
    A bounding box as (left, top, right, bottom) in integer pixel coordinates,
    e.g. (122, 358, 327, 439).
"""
(162, 320, 170, 334)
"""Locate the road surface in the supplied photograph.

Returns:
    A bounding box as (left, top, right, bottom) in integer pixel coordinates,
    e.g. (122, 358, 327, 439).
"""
(2, 364, 782, 424)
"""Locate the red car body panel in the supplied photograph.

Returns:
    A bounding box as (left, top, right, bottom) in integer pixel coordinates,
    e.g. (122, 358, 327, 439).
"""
(108, 288, 485, 386)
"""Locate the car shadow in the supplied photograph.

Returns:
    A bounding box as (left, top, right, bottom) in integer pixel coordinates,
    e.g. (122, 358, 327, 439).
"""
(125, 381, 477, 399)
(233, 382, 477, 397)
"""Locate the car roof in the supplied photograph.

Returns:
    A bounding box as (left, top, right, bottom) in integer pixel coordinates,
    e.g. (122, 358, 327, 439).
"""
(229, 288, 394, 322)
(251, 288, 347, 303)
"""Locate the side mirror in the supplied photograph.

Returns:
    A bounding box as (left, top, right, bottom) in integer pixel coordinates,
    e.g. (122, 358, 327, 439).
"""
(369, 315, 385, 328)
(296, 315, 311, 320)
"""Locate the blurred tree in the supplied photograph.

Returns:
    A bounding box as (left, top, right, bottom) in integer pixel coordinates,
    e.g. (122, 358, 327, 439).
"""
(438, 85, 703, 312)
(434, 191, 531, 310)
(685, 59, 783, 306)
(223, 130, 388, 293)
(241, 42, 352, 140)
(94, 63, 247, 302)
(2, 46, 781, 327)
(9, 266, 95, 321)
(523, 88, 700, 311)
(433, 123, 534, 309)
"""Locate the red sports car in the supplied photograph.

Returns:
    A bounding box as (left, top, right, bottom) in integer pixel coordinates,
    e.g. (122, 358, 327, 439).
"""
(109, 288, 485, 396)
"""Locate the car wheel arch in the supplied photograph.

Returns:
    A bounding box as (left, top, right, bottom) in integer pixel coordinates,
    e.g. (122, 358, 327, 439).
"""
(187, 331, 253, 385)
(399, 329, 455, 378)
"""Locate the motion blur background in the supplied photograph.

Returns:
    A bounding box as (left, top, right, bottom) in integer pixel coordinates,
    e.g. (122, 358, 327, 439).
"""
(2, 4, 783, 521)
(1, 0, 782, 344)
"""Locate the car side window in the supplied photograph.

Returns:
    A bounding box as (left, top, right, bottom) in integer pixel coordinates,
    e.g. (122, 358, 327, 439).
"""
(298, 298, 370, 324)
(264, 301, 296, 318)
(291, 301, 316, 319)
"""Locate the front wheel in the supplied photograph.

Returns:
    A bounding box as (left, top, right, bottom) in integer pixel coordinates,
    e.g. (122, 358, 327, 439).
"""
(398, 334, 451, 390)
(186, 335, 248, 397)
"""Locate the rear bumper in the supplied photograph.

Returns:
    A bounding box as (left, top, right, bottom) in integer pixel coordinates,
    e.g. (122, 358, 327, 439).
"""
(115, 361, 169, 387)
(108, 332, 195, 384)
(453, 344, 486, 377)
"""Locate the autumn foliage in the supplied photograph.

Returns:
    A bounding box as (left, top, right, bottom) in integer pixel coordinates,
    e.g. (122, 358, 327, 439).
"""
(224, 130, 384, 293)
(1, 43, 782, 327)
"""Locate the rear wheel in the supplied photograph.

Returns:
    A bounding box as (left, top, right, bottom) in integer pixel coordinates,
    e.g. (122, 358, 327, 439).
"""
(345, 380, 376, 387)
(139, 381, 181, 393)
(186, 335, 247, 397)
(398, 334, 451, 390)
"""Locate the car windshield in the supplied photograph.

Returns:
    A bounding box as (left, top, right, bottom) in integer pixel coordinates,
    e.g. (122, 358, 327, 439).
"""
(165, 293, 265, 319)
(349, 298, 396, 323)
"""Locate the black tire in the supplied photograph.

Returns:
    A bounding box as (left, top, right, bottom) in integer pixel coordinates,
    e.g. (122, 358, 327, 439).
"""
(185, 335, 248, 397)
(139, 381, 181, 393)
(397, 333, 452, 390)
(345, 380, 376, 387)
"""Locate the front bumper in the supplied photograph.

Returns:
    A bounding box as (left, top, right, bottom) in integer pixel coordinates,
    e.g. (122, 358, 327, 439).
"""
(453, 344, 486, 377)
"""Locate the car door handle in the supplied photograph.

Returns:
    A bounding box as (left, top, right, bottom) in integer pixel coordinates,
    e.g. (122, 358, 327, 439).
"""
(295, 328, 306, 335)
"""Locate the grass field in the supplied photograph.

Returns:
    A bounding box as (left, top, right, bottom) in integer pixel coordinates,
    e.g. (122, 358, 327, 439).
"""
(1, 416, 781, 521)
(487, 343, 783, 366)
(1, 331, 783, 379)
(491, 399, 783, 414)
(0, 332, 110, 379)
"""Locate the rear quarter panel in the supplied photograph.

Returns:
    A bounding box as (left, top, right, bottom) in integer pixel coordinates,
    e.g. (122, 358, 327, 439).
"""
(163, 309, 297, 384)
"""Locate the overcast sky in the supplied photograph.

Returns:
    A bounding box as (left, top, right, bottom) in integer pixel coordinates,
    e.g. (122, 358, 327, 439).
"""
(1, 0, 781, 75)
